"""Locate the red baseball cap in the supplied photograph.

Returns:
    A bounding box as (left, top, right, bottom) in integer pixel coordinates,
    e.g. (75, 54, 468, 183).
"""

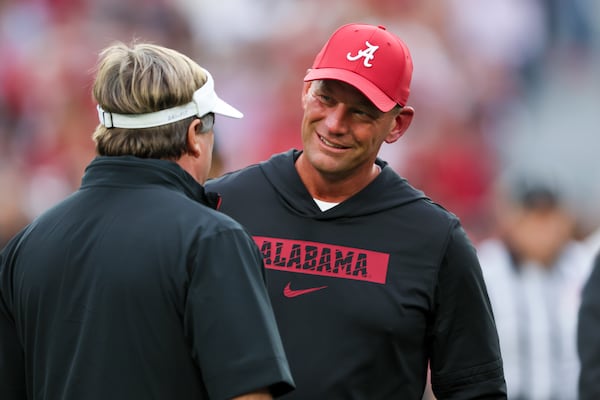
(304, 23, 413, 112)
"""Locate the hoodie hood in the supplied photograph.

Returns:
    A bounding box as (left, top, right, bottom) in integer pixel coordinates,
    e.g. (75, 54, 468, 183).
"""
(258, 150, 428, 219)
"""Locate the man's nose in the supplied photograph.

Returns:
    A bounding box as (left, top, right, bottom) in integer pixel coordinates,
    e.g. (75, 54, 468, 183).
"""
(324, 104, 349, 134)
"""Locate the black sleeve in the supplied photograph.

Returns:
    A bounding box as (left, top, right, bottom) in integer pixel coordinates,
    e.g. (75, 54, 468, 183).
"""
(0, 231, 27, 399)
(184, 226, 294, 399)
(578, 251, 600, 400)
(430, 223, 507, 399)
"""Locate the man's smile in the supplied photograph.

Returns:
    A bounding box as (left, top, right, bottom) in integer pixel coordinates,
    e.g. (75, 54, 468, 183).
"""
(318, 134, 350, 149)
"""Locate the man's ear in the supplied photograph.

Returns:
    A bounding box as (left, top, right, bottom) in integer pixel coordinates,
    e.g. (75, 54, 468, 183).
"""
(187, 118, 203, 157)
(385, 106, 414, 144)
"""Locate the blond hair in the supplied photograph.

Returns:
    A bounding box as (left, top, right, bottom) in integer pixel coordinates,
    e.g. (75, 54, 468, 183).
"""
(92, 42, 208, 159)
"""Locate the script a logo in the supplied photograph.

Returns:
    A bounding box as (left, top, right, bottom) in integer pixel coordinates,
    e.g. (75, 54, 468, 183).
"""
(346, 40, 379, 67)
(283, 282, 327, 298)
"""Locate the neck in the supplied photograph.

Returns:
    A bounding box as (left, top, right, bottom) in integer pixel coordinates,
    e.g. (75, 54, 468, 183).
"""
(295, 154, 381, 202)
(176, 154, 206, 184)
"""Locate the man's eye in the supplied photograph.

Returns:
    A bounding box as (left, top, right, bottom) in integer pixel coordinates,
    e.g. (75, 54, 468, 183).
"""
(353, 109, 375, 120)
(318, 94, 333, 104)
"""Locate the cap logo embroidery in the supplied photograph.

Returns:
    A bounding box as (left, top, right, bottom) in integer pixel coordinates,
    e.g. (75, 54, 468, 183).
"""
(346, 41, 379, 67)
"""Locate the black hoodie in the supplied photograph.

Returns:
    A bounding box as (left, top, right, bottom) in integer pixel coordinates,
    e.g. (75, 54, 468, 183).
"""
(206, 149, 507, 400)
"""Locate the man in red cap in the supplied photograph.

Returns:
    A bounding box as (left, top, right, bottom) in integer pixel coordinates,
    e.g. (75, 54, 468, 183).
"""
(206, 23, 507, 399)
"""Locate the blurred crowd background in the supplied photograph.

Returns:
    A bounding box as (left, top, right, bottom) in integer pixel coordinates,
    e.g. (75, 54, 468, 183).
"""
(1, 0, 600, 247)
(2, 0, 600, 248)
(2, 0, 600, 398)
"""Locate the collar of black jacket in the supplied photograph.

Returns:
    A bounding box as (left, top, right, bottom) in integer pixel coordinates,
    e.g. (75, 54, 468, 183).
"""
(81, 156, 221, 209)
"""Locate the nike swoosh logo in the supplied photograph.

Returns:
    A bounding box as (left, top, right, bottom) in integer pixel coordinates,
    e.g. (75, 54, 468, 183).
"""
(283, 282, 328, 298)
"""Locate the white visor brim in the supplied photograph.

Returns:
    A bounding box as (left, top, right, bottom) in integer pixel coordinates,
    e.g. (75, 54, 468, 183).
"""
(97, 68, 243, 129)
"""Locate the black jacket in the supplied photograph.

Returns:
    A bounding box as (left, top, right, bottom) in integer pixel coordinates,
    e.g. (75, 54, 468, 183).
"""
(0, 156, 294, 400)
(578, 251, 600, 400)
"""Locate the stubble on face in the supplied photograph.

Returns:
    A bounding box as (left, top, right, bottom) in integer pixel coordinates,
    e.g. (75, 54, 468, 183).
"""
(300, 80, 393, 179)
(295, 81, 400, 201)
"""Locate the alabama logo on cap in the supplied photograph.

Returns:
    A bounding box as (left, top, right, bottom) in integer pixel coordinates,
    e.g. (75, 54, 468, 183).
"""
(346, 41, 379, 68)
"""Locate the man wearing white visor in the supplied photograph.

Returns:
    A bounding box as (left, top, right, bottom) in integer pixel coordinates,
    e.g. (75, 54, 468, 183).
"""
(0, 42, 295, 400)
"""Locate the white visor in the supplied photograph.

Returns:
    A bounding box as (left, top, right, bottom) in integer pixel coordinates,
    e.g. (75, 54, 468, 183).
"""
(97, 68, 243, 129)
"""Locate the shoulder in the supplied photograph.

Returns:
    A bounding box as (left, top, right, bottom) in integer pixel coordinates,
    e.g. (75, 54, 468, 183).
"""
(377, 167, 460, 227)
(394, 175, 461, 226)
(408, 197, 463, 240)
(190, 204, 248, 236)
(0, 225, 30, 265)
(206, 151, 288, 186)
(582, 252, 600, 301)
(205, 150, 294, 195)
(206, 163, 263, 190)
